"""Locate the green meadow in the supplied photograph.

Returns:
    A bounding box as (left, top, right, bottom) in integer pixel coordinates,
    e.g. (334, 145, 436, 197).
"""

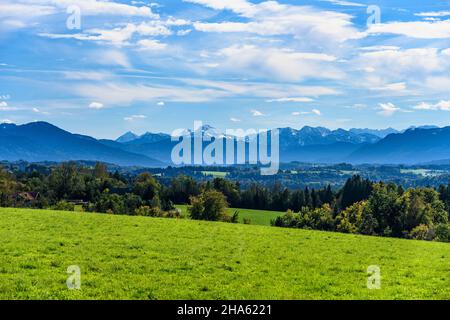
(0, 208, 449, 300)
(175, 204, 283, 226)
(201, 171, 228, 178)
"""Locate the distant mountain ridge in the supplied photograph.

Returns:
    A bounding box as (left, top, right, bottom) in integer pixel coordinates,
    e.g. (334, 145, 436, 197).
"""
(2, 121, 450, 166)
(350, 126, 450, 164)
(0, 122, 163, 167)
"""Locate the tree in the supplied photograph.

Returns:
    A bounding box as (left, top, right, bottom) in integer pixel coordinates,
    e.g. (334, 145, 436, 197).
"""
(0, 168, 21, 206)
(94, 191, 125, 214)
(188, 190, 229, 221)
(93, 162, 108, 179)
(396, 188, 448, 235)
(366, 183, 400, 236)
(212, 178, 241, 207)
(339, 175, 372, 210)
(409, 224, 434, 241)
(297, 204, 335, 231)
(48, 162, 85, 200)
(133, 172, 161, 201)
(435, 223, 450, 242)
(336, 201, 367, 234)
(168, 175, 200, 204)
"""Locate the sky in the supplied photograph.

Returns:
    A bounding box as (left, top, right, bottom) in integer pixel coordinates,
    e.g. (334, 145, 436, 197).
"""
(1, 0, 450, 139)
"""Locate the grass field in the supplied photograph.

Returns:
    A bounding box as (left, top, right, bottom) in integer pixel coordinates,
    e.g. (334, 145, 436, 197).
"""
(175, 204, 283, 226)
(201, 171, 228, 178)
(0, 208, 449, 300)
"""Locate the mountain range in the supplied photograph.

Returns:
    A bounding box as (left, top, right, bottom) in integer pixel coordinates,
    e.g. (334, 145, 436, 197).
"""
(0, 122, 163, 167)
(1, 121, 450, 167)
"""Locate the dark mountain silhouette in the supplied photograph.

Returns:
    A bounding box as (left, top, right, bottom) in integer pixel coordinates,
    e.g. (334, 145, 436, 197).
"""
(350, 126, 450, 164)
(0, 122, 163, 167)
(3, 121, 449, 166)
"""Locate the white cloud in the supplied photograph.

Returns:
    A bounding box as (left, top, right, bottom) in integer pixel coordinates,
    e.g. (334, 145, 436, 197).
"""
(251, 109, 264, 117)
(413, 100, 450, 111)
(442, 48, 450, 56)
(40, 21, 172, 46)
(0, 2, 55, 18)
(358, 48, 444, 74)
(415, 11, 450, 18)
(157, 101, 165, 106)
(0, 2, 55, 30)
(124, 114, 147, 121)
(230, 117, 241, 122)
(0, 101, 18, 111)
(177, 29, 192, 36)
(8, 0, 158, 18)
(267, 97, 314, 103)
(188, 0, 362, 43)
(377, 102, 400, 116)
(292, 111, 310, 116)
(322, 0, 364, 7)
(312, 109, 321, 116)
(184, 0, 255, 16)
(180, 78, 340, 99)
(424, 76, 450, 92)
(354, 47, 450, 93)
(73, 77, 340, 107)
(1, 0, 159, 31)
(32, 107, 50, 115)
(89, 102, 104, 109)
(213, 45, 342, 82)
(359, 46, 401, 51)
(63, 71, 113, 81)
(137, 39, 167, 51)
(367, 19, 450, 39)
(371, 82, 407, 92)
(76, 82, 229, 105)
(94, 50, 131, 68)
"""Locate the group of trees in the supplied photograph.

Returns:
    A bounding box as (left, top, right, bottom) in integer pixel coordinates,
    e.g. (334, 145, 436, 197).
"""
(0, 162, 179, 218)
(274, 183, 450, 242)
(1, 162, 449, 242)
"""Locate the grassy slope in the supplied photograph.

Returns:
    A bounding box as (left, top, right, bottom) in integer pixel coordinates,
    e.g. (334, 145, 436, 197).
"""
(0, 208, 449, 300)
(176, 204, 283, 226)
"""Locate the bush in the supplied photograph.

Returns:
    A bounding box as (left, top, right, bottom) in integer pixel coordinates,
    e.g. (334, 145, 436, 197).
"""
(336, 201, 366, 234)
(164, 208, 182, 219)
(409, 224, 435, 241)
(273, 205, 334, 231)
(52, 201, 75, 211)
(222, 210, 239, 223)
(188, 190, 229, 222)
(435, 223, 450, 242)
(297, 205, 335, 231)
(134, 206, 162, 217)
(95, 192, 125, 215)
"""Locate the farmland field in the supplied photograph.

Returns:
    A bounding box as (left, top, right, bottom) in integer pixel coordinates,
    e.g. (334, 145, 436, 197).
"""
(201, 171, 228, 178)
(1, 208, 449, 300)
(175, 204, 283, 226)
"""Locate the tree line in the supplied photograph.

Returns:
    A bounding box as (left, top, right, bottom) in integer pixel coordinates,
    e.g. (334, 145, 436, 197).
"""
(0, 162, 449, 242)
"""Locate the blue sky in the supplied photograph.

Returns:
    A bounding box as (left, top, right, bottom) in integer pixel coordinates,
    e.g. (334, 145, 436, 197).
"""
(1, 0, 450, 139)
